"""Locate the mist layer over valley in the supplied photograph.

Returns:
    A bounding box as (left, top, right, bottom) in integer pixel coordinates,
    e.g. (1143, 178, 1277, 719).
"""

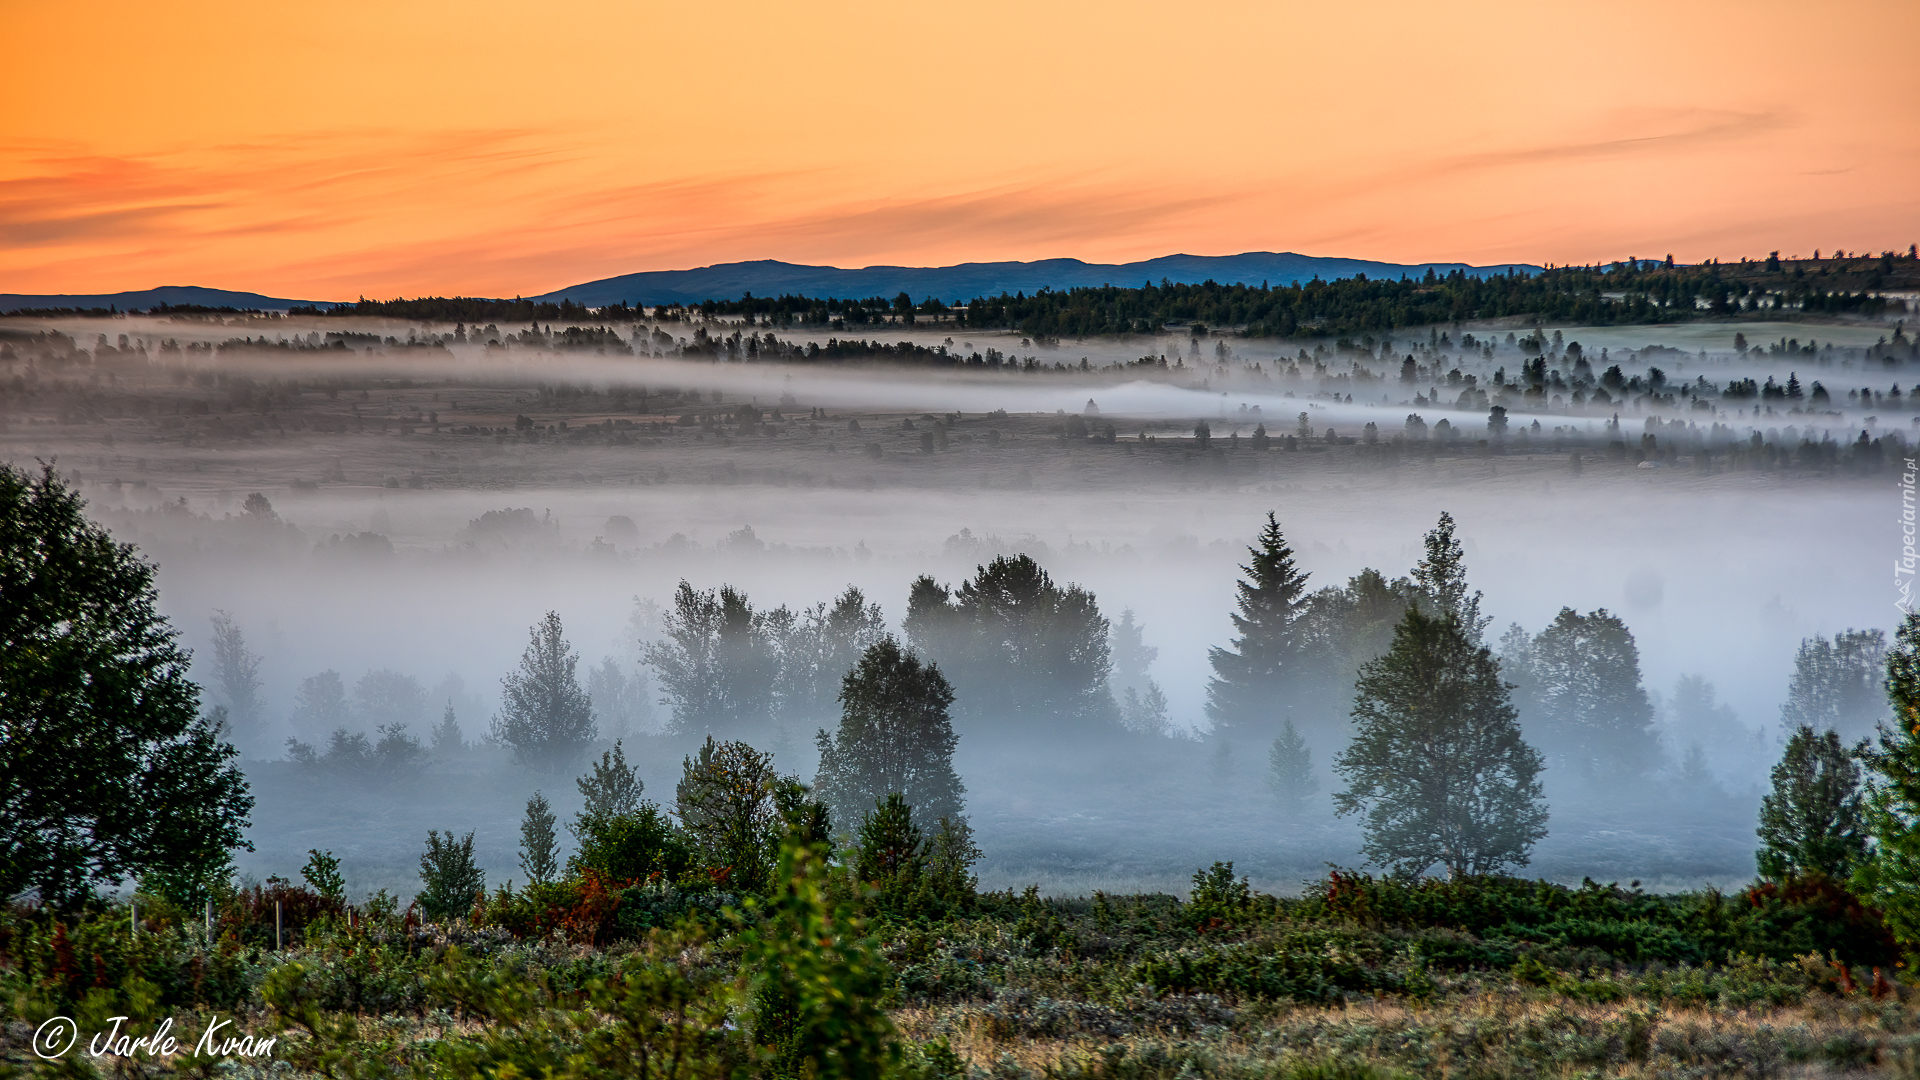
(3, 308, 1910, 902)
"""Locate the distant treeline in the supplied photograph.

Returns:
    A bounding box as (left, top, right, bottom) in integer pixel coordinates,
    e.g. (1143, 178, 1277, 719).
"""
(0, 302, 267, 319)
(286, 297, 624, 322)
(692, 254, 1915, 339)
(10, 249, 1913, 335)
(272, 250, 1918, 338)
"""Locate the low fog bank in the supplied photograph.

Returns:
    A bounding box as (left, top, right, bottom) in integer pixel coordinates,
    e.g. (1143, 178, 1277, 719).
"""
(3, 313, 1906, 898)
(116, 475, 1887, 762)
(150, 468, 1883, 900)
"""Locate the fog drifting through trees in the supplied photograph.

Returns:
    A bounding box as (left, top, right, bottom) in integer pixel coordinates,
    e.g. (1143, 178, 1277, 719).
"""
(1, 309, 1907, 901)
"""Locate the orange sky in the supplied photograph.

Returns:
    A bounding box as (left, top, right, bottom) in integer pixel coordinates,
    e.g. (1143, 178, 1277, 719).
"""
(3, 0, 1917, 299)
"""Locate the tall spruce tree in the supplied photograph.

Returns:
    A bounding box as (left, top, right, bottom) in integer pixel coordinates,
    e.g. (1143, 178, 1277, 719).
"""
(575, 740, 645, 830)
(1334, 607, 1548, 878)
(1205, 513, 1312, 741)
(814, 638, 964, 831)
(519, 792, 559, 884)
(1757, 725, 1868, 880)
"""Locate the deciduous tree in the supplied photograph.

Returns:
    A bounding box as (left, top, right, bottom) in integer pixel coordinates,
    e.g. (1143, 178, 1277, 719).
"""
(491, 611, 597, 773)
(813, 638, 964, 832)
(0, 463, 252, 907)
(1334, 607, 1548, 878)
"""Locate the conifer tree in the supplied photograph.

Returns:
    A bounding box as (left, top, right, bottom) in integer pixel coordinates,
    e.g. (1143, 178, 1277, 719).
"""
(814, 638, 964, 831)
(1334, 607, 1548, 878)
(431, 702, 464, 759)
(1206, 513, 1312, 740)
(575, 740, 644, 831)
(417, 829, 484, 921)
(519, 792, 559, 884)
(1757, 725, 1868, 880)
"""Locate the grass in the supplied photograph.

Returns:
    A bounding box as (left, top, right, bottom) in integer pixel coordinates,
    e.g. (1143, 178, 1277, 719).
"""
(2, 861, 1910, 1078)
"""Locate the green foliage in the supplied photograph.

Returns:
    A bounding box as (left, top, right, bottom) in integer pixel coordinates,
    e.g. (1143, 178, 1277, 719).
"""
(0, 461, 253, 907)
(419, 829, 485, 922)
(1757, 725, 1869, 880)
(1856, 612, 1920, 952)
(1335, 607, 1549, 878)
(491, 610, 597, 773)
(815, 637, 965, 831)
(571, 801, 693, 885)
(677, 736, 784, 891)
(1187, 862, 1254, 926)
(302, 848, 346, 901)
(1206, 513, 1313, 741)
(737, 838, 900, 1080)
(576, 739, 645, 825)
(141, 841, 236, 910)
(521, 790, 560, 884)
(1408, 512, 1488, 640)
(855, 794, 926, 885)
(921, 815, 982, 914)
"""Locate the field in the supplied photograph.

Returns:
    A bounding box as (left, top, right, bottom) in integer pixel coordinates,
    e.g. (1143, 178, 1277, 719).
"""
(1, 853, 1911, 1078)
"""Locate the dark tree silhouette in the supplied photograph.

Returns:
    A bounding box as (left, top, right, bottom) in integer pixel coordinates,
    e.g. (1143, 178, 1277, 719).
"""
(813, 638, 964, 831)
(0, 464, 252, 907)
(904, 555, 1116, 736)
(207, 609, 264, 742)
(1206, 513, 1313, 741)
(1410, 512, 1489, 640)
(1781, 629, 1889, 740)
(1525, 608, 1658, 778)
(646, 581, 780, 737)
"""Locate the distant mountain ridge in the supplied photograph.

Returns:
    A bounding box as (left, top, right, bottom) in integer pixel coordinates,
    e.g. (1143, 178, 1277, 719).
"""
(0, 252, 1540, 315)
(535, 252, 1539, 307)
(0, 285, 318, 313)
